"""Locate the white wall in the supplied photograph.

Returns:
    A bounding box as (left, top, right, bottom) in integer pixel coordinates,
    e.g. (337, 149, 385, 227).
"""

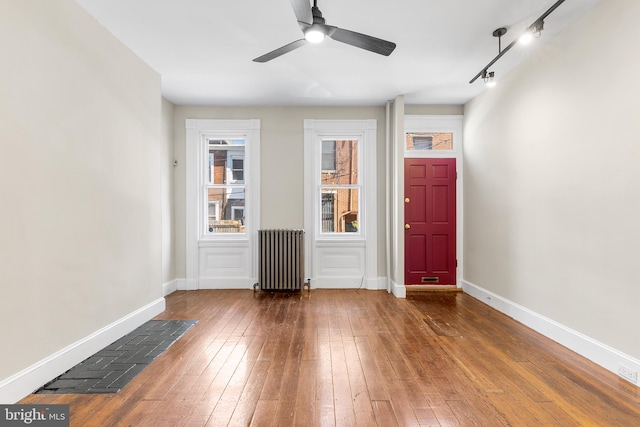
(161, 98, 176, 290)
(464, 0, 640, 360)
(0, 0, 163, 393)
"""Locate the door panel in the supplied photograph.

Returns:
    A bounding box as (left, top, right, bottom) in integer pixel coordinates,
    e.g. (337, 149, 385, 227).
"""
(404, 158, 456, 285)
(407, 234, 427, 272)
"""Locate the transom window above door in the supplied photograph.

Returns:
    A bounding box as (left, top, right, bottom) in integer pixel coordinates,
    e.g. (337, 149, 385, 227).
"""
(404, 115, 462, 158)
(406, 132, 453, 151)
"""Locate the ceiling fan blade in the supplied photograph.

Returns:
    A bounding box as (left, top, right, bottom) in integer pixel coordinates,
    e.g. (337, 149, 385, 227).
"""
(289, 0, 313, 25)
(329, 27, 396, 56)
(253, 39, 307, 63)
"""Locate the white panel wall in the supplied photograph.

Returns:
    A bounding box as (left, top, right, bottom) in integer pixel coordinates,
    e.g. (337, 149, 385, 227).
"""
(198, 243, 253, 289)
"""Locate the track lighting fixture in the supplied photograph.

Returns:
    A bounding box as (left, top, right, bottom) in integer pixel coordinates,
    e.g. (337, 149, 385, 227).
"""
(519, 20, 545, 44)
(470, 0, 566, 84)
(483, 70, 496, 88)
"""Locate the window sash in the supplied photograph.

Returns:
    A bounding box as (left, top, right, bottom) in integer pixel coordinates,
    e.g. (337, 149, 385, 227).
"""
(204, 138, 247, 235)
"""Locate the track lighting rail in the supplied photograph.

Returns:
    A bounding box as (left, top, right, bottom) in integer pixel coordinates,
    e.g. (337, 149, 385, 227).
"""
(469, 0, 566, 84)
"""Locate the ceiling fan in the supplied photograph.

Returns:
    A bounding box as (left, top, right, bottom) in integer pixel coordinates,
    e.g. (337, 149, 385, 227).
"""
(253, 0, 396, 63)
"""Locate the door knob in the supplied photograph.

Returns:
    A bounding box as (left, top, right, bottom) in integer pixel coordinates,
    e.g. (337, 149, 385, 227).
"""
(405, 197, 410, 203)
(405, 224, 411, 229)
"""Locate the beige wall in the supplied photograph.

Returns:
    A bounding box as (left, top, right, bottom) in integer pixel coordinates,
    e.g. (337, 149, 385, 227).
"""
(161, 98, 176, 285)
(463, 0, 640, 358)
(0, 0, 162, 381)
(173, 106, 387, 278)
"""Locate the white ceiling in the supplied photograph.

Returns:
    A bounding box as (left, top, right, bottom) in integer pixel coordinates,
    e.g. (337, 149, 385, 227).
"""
(75, 0, 601, 106)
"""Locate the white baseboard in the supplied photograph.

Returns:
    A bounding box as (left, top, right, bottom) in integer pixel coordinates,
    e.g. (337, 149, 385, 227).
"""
(367, 277, 388, 291)
(309, 276, 385, 290)
(178, 278, 253, 290)
(197, 278, 255, 289)
(183, 278, 198, 291)
(163, 279, 178, 296)
(0, 298, 166, 404)
(391, 279, 406, 298)
(462, 279, 640, 386)
(175, 276, 388, 291)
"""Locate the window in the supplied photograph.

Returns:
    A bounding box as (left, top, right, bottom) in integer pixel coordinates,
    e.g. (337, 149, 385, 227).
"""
(186, 119, 260, 289)
(322, 140, 336, 171)
(232, 207, 244, 222)
(231, 158, 244, 182)
(303, 119, 378, 289)
(205, 139, 246, 234)
(320, 139, 359, 234)
(321, 192, 335, 232)
(406, 132, 452, 151)
(404, 115, 462, 157)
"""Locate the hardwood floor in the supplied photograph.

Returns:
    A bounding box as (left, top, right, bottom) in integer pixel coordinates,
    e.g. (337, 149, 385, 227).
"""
(20, 289, 640, 426)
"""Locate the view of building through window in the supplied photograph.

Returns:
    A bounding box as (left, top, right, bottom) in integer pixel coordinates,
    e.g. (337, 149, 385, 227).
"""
(406, 132, 453, 150)
(320, 139, 359, 233)
(207, 139, 245, 233)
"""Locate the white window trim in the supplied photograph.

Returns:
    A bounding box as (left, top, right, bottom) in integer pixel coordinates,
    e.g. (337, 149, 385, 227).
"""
(186, 119, 260, 290)
(304, 119, 378, 289)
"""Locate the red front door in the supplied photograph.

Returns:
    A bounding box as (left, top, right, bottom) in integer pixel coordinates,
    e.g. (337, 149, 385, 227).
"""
(404, 158, 456, 285)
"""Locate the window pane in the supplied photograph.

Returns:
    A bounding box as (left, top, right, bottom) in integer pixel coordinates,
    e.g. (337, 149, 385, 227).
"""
(321, 140, 358, 185)
(322, 140, 336, 171)
(320, 188, 359, 233)
(321, 193, 334, 232)
(208, 140, 245, 184)
(207, 188, 245, 233)
(231, 159, 244, 182)
(406, 132, 453, 150)
(232, 207, 244, 221)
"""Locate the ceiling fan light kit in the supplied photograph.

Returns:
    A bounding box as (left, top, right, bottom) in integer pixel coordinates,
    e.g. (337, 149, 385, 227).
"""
(253, 0, 396, 63)
(305, 25, 326, 43)
(470, 0, 566, 86)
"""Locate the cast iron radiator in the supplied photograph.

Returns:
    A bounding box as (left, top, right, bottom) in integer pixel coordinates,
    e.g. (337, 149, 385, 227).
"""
(257, 229, 305, 291)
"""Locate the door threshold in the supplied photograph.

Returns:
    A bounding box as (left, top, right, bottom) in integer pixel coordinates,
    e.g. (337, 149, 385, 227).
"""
(405, 285, 462, 292)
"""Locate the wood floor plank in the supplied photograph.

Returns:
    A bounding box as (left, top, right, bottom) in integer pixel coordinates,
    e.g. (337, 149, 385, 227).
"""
(113, 399, 162, 427)
(329, 332, 357, 426)
(353, 336, 391, 401)
(371, 400, 399, 426)
(226, 359, 271, 426)
(17, 289, 640, 427)
(292, 359, 316, 427)
(249, 399, 278, 427)
(343, 336, 377, 426)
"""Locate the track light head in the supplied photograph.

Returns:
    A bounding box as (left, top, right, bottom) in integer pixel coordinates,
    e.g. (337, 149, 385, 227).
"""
(520, 20, 544, 44)
(482, 70, 496, 88)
